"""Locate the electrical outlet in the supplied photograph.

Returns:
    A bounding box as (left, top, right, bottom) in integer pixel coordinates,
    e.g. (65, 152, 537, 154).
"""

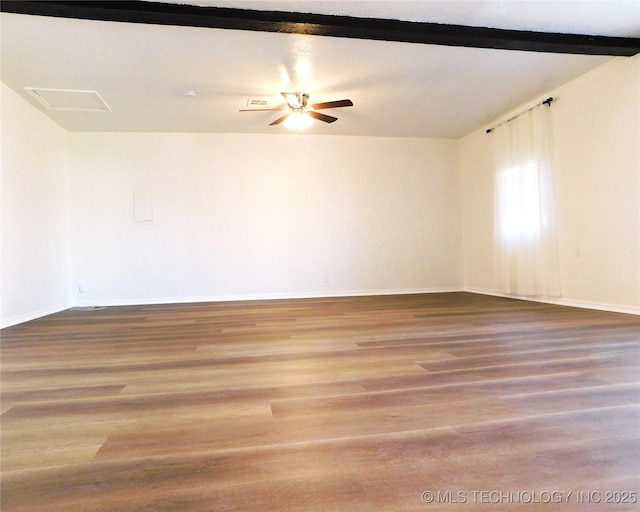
(78, 282, 87, 293)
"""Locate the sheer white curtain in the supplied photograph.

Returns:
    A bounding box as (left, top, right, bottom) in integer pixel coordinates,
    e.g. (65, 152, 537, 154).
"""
(492, 103, 561, 298)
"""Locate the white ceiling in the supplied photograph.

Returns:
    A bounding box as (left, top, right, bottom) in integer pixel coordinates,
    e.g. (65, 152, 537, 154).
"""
(2, 1, 639, 138)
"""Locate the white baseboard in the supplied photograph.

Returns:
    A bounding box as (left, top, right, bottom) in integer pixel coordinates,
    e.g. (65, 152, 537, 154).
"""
(72, 287, 463, 308)
(464, 287, 640, 316)
(551, 297, 640, 315)
(1, 302, 72, 329)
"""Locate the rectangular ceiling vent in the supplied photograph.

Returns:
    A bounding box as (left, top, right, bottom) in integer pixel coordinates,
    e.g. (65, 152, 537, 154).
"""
(247, 98, 270, 107)
(24, 87, 111, 112)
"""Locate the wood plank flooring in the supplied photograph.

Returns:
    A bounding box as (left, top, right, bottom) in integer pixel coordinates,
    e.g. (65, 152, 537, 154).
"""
(1, 292, 639, 511)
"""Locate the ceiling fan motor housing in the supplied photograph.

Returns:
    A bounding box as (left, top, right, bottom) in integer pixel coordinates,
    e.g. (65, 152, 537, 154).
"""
(284, 92, 309, 109)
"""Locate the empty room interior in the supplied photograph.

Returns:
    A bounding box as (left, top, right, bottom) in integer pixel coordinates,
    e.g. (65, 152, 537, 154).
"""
(1, 1, 639, 510)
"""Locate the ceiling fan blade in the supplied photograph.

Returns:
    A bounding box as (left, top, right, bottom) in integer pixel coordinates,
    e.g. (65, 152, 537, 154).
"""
(311, 99, 353, 110)
(269, 113, 291, 126)
(308, 111, 338, 123)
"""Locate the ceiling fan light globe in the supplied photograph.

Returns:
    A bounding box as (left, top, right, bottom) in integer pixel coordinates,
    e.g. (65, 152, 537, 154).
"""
(284, 111, 312, 131)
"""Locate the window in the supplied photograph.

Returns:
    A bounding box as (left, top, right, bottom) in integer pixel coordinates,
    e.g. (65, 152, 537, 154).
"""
(496, 160, 542, 244)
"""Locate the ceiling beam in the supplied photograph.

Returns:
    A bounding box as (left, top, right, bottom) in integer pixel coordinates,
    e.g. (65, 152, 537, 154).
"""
(2, 0, 639, 56)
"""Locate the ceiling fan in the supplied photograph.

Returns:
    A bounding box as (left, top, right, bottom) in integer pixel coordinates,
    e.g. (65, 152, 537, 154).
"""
(240, 92, 353, 128)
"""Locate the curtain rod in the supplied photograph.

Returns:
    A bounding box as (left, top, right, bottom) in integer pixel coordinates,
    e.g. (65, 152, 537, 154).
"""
(485, 97, 554, 133)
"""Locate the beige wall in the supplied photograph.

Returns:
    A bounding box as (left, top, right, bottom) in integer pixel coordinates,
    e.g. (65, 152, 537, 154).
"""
(461, 55, 640, 313)
(68, 133, 462, 306)
(1, 83, 71, 326)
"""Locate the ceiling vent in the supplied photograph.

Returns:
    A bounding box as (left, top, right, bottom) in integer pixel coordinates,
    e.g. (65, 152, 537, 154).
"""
(247, 99, 270, 107)
(24, 87, 111, 112)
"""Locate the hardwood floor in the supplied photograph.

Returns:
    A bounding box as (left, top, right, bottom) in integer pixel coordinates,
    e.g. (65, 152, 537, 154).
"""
(1, 292, 639, 511)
